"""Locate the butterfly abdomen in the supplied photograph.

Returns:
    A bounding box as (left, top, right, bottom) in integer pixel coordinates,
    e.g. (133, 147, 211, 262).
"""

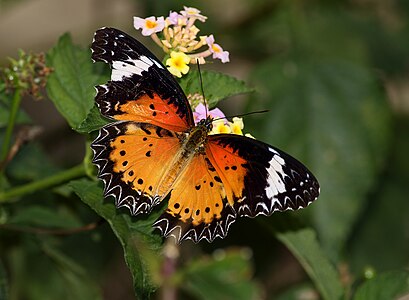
(156, 123, 209, 196)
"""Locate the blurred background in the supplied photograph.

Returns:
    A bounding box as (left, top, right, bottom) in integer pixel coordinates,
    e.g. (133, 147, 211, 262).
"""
(1, 0, 409, 299)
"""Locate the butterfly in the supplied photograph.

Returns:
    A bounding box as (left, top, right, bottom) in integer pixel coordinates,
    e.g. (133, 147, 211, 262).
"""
(90, 27, 320, 243)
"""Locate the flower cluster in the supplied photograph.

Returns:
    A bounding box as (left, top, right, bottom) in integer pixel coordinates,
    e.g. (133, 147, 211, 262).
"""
(134, 8, 252, 138)
(134, 6, 229, 77)
(193, 103, 254, 138)
(0, 50, 52, 99)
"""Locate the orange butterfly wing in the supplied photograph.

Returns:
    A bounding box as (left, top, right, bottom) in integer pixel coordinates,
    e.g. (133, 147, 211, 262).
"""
(92, 27, 194, 132)
(153, 154, 236, 242)
(154, 134, 320, 242)
(207, 135, 319, 217)
(92, 121, 182, 215)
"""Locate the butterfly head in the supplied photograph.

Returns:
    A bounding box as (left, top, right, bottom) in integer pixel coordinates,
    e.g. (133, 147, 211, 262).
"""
(197, 116, 214, 133)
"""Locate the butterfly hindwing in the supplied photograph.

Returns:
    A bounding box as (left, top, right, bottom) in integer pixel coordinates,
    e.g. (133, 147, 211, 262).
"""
(153, 154, 237, 242)
(91, 27, 194, 132)
(207, 134, 320, 217)
(91, 121, 182, 215)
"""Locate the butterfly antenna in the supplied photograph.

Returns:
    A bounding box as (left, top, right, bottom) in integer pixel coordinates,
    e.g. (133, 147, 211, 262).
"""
(196, 59, 208, 118)
(213, 109, 270, 122)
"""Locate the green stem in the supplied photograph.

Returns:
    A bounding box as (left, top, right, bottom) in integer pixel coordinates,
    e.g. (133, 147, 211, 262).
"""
(0, 164, 86, 203)
(1, 89, 22, 162)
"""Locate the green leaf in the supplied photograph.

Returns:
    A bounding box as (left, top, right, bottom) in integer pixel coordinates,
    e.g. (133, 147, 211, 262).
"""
(248, 58, 392, 259)
(275, 227, 343, 300)
(69, 179, 163, 299)
(0, 261, 8, 300)
(7, 237, 102, 300)
(348, 118, 409, 273)
(7, 205, 81, 229)
(76, 105, 110, 133)
(46, 33, 106, 130)
(7, 143, 60, 181)
(181, 249, 261, 300)
(40, 241, 102, 300)
(179, 70, 254, 108)
(353, 270, 409, 300)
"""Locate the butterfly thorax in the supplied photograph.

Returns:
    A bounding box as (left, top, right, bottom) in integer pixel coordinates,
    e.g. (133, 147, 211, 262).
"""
(183, 116, 213, 154)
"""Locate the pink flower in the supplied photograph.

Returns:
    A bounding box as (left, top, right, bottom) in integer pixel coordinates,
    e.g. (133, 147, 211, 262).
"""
(193, 103, 226, 124)
(167, 11, 185, 25)
(206, 35, 230, 63)
(134, 16, 165, 36)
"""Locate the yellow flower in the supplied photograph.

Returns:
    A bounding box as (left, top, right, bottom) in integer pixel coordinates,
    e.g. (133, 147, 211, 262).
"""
(230, 117, 244, 135)
(211, 119, 231, 135)
(166, 51, 190, 77)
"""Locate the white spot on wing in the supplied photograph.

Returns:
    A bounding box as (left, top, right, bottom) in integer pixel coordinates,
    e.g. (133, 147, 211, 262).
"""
(265, 148, 287, 200)
(111, 55, 154, 81)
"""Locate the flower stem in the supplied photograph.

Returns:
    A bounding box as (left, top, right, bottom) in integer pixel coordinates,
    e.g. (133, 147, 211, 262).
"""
(1, 90, 22, 163)
(188, 49, 212, 59)
(0, 164, 86, 203)
(151, 33, 165, 51)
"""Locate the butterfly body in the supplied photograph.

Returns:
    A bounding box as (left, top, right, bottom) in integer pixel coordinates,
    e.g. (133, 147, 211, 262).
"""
(181, 116, 212, 156)
(91, 27, 320, 242)
(154, 119, 211, 198)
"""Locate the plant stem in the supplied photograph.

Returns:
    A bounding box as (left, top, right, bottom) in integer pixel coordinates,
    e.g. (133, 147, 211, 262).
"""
(1, 90, 22, 162)
(160, 240, 179, 300)
(0, 164, 86, 203)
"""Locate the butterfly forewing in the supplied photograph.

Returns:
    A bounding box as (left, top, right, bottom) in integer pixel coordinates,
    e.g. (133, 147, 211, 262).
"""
(91, 27, 194, 132)
(207, 135, 320, 217)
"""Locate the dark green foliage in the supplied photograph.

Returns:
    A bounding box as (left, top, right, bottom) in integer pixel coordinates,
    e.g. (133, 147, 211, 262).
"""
(248, 58, 392, 259)
(353, 271, 409, 300)
(69, 179, 162, 299)
(180, 249, 261, 299)
(178, 70, 255, 108)
(46, 34, 108, 130)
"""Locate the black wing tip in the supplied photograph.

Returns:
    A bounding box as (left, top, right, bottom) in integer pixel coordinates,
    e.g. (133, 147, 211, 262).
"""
(91, 27, 128, 64)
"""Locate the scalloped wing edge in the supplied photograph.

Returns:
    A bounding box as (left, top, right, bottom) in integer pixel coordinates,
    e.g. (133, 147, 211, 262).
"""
(91, 122, 161, 215)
